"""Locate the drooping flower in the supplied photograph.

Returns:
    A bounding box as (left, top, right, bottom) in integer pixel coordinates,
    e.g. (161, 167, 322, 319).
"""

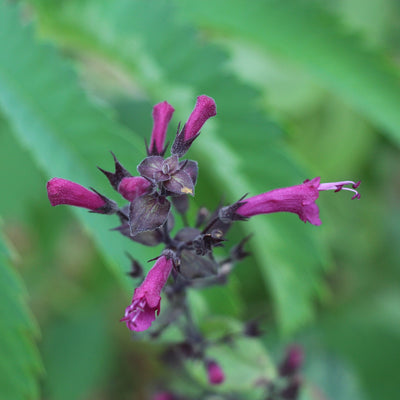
(47, 177, 116, 214)
(219, 177, 361, 226)
(171, 95, 216, 157)
(148, 101, 175, 156)
(118, 176, 152, 202)
(120, 255, 174, 332)
(206, 360, 225, 385)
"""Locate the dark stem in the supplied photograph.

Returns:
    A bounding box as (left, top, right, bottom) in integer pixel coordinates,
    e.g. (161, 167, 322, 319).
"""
(117, 209, 129, 221)
(201, 217, 219, 234)
(181, 213, 189, 227)
(162, 221, 172, 246)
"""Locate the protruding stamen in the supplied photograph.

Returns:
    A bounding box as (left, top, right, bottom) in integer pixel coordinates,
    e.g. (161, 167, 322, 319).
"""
(318, 180, 361, 200)
(120, 298, 147, 327)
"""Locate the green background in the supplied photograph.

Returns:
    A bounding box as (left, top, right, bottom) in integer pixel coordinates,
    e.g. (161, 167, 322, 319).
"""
(0, 0, 399, 399)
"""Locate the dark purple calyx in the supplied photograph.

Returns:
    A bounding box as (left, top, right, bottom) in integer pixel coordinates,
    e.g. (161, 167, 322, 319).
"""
(171, 195, 189, 215)
(171, 95, 216, 157)
(114, 213, 174, 246)
(138, 155, 197, 197)
(192, 230, 225, 256)
(218, 194, 248, 223)
(229, 234, 252, 262)
(98, 152, 132, 190)
(125, 253, 144, 278)
(129, 193, 171, 237)
(88, 188, 119, 215)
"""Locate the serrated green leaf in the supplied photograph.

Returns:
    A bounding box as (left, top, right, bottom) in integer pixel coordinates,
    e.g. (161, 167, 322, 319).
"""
(24, 0, 330, 333)
(177, 0, 400, 147)
(0, 229, 42, 400)
(0, 1, 157, 291)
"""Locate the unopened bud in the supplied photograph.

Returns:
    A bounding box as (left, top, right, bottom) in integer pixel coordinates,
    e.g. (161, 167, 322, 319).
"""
(206, 360, 225, 385)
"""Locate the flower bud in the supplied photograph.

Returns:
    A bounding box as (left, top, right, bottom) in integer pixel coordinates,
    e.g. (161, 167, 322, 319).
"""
(206, 360, 225, 385)
(118, 176, 152, 202)
(171, 95, 216, 157)
(148, 101, 175, 156)
(47, 177, 116, 213)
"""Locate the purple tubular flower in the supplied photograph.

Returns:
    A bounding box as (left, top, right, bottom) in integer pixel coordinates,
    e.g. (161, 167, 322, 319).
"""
(234, 177, 361, 226)
(47, 177, 107, 211)
(149, 101, 175, 155)
(120, 255, 173, 332)
(171, 95, 216, 157)
(206, 360, 225, 385)
(236, 177, 322, 225)
(184, 95, 216, 141)
(118, 176, 152, 202)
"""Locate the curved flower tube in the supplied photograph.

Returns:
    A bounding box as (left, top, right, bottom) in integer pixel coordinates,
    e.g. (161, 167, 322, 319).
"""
(121, 255, 173, 332)
(220, 177, 361, 226)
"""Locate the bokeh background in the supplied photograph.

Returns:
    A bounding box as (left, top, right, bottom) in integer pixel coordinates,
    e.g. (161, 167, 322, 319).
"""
(1, 0, 400, 399)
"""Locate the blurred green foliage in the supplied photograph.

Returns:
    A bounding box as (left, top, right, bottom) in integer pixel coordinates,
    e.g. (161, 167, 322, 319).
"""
(0, 0, 399, 399)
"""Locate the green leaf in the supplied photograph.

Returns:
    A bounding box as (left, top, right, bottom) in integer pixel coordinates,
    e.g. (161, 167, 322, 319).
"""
(24, 0, 329, 333)
(177, 0, 400, 146)
(0, 116, 46, 219)
(0, 228, 42, 400)
(42, 305, 114, 400)
(187, 317, 274, 396)
(0, 0, 156, 290)
(301, 349, 367, 400)
(320, 292, 400, 400)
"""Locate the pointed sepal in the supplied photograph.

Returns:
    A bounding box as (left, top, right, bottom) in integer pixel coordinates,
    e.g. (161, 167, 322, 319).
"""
(98, 152, 131, 190)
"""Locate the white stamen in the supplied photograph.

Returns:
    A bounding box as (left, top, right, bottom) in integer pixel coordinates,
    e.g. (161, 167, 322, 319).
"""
(318, 180, 361, 199)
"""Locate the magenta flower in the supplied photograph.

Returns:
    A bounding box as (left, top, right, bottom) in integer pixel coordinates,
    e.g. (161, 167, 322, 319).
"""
(172, 95, 216, 157)
(206, 360, 225, 385)
(148, 101, 175, 156)
(221, 177, 361, 226)
(47, 177, 115, 213)
(184, 95, 217, 141)
(121, 255, 173, 332)
(118, 176, 152, 202)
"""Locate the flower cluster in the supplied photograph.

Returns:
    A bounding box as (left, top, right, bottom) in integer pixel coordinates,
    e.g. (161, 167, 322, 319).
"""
(46, 95, 360, 391)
